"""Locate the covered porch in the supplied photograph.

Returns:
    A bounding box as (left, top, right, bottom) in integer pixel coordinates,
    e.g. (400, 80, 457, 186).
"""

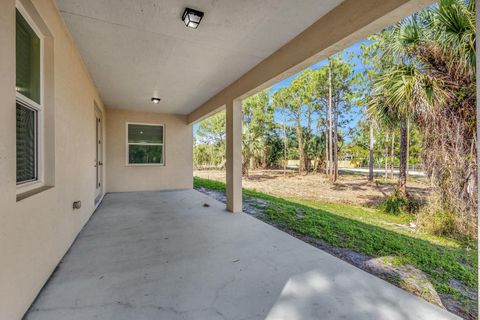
(1, 0, 477, 319)
(25, 190, 457, 320)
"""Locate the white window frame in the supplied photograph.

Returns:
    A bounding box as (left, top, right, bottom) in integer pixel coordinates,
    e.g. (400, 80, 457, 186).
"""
(126, 122, 165, 166)
(15, 2, 45, 193)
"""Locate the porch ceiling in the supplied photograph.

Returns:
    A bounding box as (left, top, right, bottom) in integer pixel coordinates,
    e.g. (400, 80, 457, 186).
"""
(55, 0, 344, 114)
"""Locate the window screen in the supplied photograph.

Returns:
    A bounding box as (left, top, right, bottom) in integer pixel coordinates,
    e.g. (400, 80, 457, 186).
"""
(16, 102, 37, 183)
(127, 124, 164, 164)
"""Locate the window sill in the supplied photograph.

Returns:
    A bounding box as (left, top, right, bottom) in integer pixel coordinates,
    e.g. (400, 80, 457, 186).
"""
(17, 185, 54, 202)
(126, 163, 166, 167)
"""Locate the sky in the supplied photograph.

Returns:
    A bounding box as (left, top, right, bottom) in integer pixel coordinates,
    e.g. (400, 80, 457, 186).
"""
(194, 38, 372, 141)
(270, 39, 368, 95)
(268, 39, 370, 139)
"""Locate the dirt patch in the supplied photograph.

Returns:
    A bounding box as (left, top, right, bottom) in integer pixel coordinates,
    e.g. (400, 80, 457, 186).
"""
(441, 280, 479, 320)
(195, 169, 430, 206)
(197, 187, 268, 219)
(195, 186, 476, 319)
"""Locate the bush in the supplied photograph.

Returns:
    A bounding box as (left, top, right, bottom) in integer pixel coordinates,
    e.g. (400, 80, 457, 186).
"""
(380, 189, 420, 215)
(416, 208, 458, 237)
(415, 194, 470, 239)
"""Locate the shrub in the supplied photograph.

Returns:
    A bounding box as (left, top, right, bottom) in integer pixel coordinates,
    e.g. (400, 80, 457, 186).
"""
(415, 194, 470, 239)
(380, 189, 420, 215)
(416, 208, 458, 237)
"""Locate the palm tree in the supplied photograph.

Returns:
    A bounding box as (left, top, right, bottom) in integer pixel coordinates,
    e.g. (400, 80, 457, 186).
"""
(370, 0, 476, 236)
(369, 64, 438, 195)
(369, 4, 451, 195)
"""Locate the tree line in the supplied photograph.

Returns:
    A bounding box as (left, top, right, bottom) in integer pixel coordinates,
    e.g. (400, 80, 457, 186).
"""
(194, 0, 476, 238)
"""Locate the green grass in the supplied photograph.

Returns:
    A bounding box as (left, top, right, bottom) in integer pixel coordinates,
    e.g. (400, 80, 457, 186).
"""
(194, 176, 477, 303)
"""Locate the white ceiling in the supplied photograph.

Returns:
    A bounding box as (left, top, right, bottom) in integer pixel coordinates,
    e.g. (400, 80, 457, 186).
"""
(56, 0, 344, 114)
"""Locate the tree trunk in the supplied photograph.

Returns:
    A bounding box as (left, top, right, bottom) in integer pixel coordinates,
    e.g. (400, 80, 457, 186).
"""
(243, 149, 250, 178)
(333, 108, 338, 182)
(406, 119, 410, 177)
(283, 119, 287, 177)
(390, 131, 395, 179)
(368, 119, 374, 182)
(262, 147, 268, 169)
(296, 117, 304, 173)
(328, 65, 333, 178)
(324, 109, 329, 174)
(315, 119, 322, 174)
(399, 121, 408, 196)
(305, 108, 312, 174)
(384, 130, 389, 180)
(325, 129, 329, 174)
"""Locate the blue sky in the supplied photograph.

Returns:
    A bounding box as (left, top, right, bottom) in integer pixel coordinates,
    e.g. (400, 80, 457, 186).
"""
(270, 39, 368, 95)
(194, 38, 371, 139)
(267, 38, 370, 140)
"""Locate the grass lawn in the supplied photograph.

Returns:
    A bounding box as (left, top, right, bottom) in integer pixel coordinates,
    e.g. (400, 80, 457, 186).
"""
(194, 176, 477, 317)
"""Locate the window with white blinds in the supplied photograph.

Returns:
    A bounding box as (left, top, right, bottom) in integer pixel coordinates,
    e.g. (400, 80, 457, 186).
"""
(16, 7, 42, 185)
(16, 102, 37, 183)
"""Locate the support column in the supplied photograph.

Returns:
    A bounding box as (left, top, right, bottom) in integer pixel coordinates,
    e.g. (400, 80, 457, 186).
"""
(226, 99, 242, 213)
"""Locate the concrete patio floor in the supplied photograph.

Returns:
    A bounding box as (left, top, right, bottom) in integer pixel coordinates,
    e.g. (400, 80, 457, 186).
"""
(25, 190, 459, 320)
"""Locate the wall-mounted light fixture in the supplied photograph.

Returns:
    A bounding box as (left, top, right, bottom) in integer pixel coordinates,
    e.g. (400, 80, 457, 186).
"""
(182, 8, 204, 29)
(151, 97, 161, 104)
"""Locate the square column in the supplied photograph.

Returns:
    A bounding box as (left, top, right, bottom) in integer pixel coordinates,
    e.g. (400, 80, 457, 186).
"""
(226, 99, 242, 213)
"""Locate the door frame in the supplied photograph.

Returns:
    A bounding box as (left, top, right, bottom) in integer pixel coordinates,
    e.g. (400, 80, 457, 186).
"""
(94, 103, 105, 207)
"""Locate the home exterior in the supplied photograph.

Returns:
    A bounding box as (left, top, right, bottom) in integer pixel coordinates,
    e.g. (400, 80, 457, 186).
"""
(0, 0, 476, 319)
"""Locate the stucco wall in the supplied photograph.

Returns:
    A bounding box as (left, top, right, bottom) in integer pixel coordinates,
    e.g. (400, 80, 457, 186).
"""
(0, 1, 107, 319)
(106, 108, 193, 192)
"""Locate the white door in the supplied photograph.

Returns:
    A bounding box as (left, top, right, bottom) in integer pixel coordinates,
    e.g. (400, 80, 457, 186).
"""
(95, 107, 103, 202)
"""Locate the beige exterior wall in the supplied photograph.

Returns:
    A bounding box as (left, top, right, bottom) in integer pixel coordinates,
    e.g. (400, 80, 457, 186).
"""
(106, 108, 193, 193)
(0, 2, 193, 318)
(0, 0, 107, 319)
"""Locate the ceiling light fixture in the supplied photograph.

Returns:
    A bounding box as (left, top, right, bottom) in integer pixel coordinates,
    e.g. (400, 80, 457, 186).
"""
(151, 97, 161, 104)
(182, 8, 204, 29)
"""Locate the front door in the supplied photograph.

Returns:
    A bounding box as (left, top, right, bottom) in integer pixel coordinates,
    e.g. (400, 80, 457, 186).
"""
(95, 107, 103, 202)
